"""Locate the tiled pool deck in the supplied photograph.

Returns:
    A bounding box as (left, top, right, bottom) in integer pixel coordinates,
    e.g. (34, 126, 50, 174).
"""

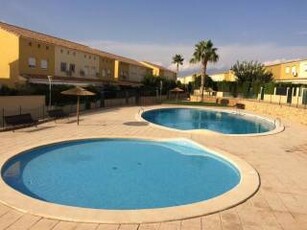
(0, 105, 306, 230)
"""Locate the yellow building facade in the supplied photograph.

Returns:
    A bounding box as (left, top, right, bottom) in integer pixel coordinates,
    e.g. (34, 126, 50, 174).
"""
(208, 60, 307, 84)
(139, 61, 177, 81)
(54, 46, 99, 79)
(265, 59, 307, 84)
(0, 28, 56, 87)
(0, 22, 153, 88)
(210, 70, 236, 82)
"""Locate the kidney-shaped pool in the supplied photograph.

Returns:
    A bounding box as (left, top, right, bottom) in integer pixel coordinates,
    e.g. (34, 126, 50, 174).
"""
(141, 108, 276, 134)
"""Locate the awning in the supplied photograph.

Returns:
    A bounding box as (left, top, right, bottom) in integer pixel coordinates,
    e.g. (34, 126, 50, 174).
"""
(22, 74, 143, 87)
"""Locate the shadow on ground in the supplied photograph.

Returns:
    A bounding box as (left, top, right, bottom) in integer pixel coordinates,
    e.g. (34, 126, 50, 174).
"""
(123, 121, 149, 126)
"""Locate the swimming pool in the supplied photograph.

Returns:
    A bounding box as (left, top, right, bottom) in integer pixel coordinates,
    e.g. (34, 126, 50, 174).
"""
(142, 108, 275, 134)
(2, 138, 240, 210)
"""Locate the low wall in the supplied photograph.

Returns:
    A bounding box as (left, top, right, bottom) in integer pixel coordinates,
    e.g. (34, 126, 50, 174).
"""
(190, 95, 239, 106)
(240, 100, 307, 126)
(0, 96, 45, 122)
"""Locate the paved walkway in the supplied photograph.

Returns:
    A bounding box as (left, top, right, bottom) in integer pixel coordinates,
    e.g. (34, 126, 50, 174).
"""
(0, 106, 306, 230)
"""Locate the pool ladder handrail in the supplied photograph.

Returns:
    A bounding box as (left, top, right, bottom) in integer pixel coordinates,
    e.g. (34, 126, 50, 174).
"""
(274, 117, 281, 126)
(138, 107, 144, 114)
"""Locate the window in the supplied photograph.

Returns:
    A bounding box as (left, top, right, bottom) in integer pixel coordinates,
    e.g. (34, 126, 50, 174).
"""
(37, 44, 41, 48)
(67, 51, 70, 55)
(291, 66, 297, 76)
(46, 46, 49, 50)
(91, 67, 96, 75)
(69, 64, 75, 73)
(285, 67, 290, 74)
(73, 52, 76, 56)
(28, 57, 36, 68)
(28, 42, 32, 46)
(84, 55, 87, 58)
(41, 60, 48, 69)
(60, 62, 67, 72)
(84, 66, 89, 75)
(60, 49, 63, 53)
(107, 69, 111, 75)
(94, 57, 96, 60)
(89, 56, 91, 60)
(102, 69, 106, 77)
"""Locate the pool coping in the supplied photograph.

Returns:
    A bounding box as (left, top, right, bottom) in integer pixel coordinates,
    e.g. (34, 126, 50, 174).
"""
(137, 105, 285, 137)
(0, 136, 260, 224)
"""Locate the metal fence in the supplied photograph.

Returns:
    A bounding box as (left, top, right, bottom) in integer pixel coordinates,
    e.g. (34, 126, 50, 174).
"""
(0, 93, 173, 130)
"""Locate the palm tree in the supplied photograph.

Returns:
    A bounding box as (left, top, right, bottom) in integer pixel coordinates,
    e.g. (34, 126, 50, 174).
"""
(172, 54, 184, 74)
(190, 40, 219, 100)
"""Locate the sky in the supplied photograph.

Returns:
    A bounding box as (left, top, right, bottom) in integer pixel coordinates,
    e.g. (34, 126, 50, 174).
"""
(1, 0, 307, 76)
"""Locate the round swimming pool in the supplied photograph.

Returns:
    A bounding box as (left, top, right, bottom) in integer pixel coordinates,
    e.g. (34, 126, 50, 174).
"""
(2, 138, 240, 210)
(142, 108, 275, 134)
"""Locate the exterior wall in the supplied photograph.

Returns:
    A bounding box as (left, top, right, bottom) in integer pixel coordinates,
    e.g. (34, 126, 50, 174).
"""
(128, 65, 148, 82)
(225, 71, 236, 81)
(280, 61, 300, 80)
(265, 61, 303, 81)
(19, 37, 55, 77)
(265, 64, 281, 80)
(210, 72, 226, 81)
(299, 60, 307, 78)
(99, 56, 115, 80)
(160, 70, 177, 81)
(178, 75, 195, 84)
(0, 29, 20, 87)
(210, 71, 235, 82)
(114, 60, 119, 79)
(153, 68, 160, 76)
(139, 62, 159, 76)
(54, 46, 99, 79)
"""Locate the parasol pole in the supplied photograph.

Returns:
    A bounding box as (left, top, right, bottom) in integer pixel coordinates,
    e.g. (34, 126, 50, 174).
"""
(77, 96, 80, 125)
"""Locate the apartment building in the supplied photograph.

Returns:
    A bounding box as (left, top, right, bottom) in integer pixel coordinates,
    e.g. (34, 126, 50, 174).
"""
(210, 70, 236, 82)
(139, 61, 177, 81)
(265, 59, 307, 84)
(208, 60, 307, 84)
(0, 22, 149, 88)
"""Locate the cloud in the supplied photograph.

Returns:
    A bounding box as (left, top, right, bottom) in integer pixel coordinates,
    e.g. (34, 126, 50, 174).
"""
(81, 40, 307, 76)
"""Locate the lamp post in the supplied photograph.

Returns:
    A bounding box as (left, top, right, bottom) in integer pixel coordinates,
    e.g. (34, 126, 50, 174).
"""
(47, 75, 52, 109)
(160, 80, 163, 102)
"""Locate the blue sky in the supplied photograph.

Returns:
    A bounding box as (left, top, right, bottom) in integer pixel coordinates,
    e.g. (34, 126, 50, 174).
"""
(1, 0, 307, 75)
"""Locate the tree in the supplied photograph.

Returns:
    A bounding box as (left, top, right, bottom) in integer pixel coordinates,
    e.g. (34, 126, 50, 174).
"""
(172, 54, 184, 73)
(193, 74, 217, 91)
(190, 40, 219, 100)
(231, 60, 274, 97)
(231, 60, 273, 84)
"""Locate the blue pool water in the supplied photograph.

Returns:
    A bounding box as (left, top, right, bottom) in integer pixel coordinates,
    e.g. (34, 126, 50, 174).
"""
(2, 139, 240, 210)
(142, 108, 275, 134)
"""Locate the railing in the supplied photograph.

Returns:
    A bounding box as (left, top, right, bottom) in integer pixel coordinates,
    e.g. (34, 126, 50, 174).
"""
(0, 94, 168, 131)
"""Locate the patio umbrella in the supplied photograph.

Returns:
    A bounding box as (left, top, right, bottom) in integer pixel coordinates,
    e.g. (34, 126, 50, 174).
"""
(170, 87, 184, 101)
(61, 86, 95, 125)
(170, 87, 184, 93)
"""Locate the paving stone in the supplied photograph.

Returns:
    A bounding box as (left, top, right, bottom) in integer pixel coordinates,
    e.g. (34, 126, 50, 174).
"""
(74, 223, 99, 230)
(6, 214, 40, 230)
(29, 219, 59, 230)
(201, 214, 222, 230)
(0, 210, 22, 229)
(52, 221, 77, 230)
